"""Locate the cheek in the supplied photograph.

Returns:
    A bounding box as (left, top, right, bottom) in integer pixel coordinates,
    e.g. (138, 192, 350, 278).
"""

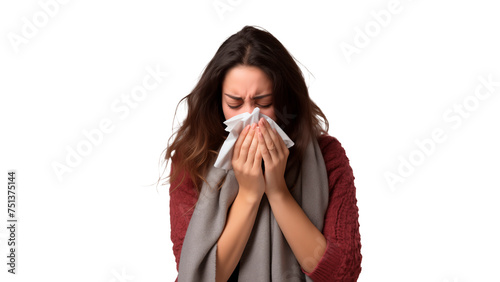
(222, 107, 233, 121)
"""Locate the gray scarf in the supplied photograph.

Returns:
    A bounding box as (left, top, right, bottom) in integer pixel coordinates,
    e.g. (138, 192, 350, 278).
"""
(177, 137, 329, 281)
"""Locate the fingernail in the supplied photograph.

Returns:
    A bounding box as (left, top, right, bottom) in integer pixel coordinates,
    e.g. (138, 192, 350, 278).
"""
(251, 123, 257, 129)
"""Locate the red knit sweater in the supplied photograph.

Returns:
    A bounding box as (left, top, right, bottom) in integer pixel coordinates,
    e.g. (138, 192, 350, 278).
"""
(169, 134, 362, 281)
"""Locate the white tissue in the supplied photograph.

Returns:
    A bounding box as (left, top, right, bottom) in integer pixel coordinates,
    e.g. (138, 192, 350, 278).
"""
(214, 107, 294, 171)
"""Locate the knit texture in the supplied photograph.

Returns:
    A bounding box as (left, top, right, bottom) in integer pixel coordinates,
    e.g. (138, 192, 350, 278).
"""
(169, 134, 362, 281)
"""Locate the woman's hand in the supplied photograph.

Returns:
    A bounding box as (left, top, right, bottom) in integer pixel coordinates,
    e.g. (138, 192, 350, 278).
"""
(232, 123, 265, 204)
(256, 117, 290, 198)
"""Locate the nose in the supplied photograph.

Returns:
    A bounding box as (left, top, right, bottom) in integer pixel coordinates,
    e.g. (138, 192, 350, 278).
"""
(242, 104, 256, 115)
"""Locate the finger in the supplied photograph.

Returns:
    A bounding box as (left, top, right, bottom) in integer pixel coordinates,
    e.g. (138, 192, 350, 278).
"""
(233, 124, 250, 161)
(253, 133, 263, 170)
(273, 127, 287, 152)
(258, 118, 279, 160)
(261, 118, 283, 158)
(247, 129, 259, 166)
(257, 128, 273, 165)
(240, 123, 257, 162)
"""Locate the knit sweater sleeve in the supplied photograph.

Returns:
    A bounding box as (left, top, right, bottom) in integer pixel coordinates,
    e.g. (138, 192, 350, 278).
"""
(301, 134, 363, 281)
(169, 157, 199, 282)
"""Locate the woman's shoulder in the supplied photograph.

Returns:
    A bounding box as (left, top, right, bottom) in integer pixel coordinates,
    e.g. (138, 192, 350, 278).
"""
(316, 133, 348, 161)
(170, 154, 198, 197)
(316, 133, 355, 187)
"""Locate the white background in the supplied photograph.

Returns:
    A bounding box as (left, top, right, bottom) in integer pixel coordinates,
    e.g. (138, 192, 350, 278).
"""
(1, 0, 499, 281)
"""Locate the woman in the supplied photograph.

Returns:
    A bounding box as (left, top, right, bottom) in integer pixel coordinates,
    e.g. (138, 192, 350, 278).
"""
(162, 25, 362, 281)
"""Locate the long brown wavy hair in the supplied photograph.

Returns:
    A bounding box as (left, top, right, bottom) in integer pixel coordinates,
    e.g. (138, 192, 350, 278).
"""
(158, 25, 329, 195)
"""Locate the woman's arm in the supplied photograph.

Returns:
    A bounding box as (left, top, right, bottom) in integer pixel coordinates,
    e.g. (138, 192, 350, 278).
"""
(298, 135, 362, 281)
(216, 122, 266, 281)
(169, 160, 261, 282)
(266, 185, 328, 273)
(257, 128, 362, 281)
(255, 118, 328, 273)
(215, 190, 261, 282)
(169, 160, 199, 282)
(264, 172, 362, 280)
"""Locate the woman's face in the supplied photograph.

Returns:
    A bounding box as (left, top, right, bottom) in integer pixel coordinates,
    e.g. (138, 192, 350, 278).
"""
(221, 65, 276, 122)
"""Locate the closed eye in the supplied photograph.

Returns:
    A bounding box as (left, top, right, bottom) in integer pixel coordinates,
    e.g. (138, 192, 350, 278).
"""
(227, 103, 272, 109)
(227, 104, 241, 109)
(257, 103, 272, 108)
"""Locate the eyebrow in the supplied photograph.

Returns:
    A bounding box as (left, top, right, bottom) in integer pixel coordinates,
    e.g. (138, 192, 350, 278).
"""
(224, 93, 272, 100)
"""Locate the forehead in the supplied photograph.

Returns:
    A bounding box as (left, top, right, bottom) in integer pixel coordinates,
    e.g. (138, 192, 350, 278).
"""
(222, 65, 272, 97)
